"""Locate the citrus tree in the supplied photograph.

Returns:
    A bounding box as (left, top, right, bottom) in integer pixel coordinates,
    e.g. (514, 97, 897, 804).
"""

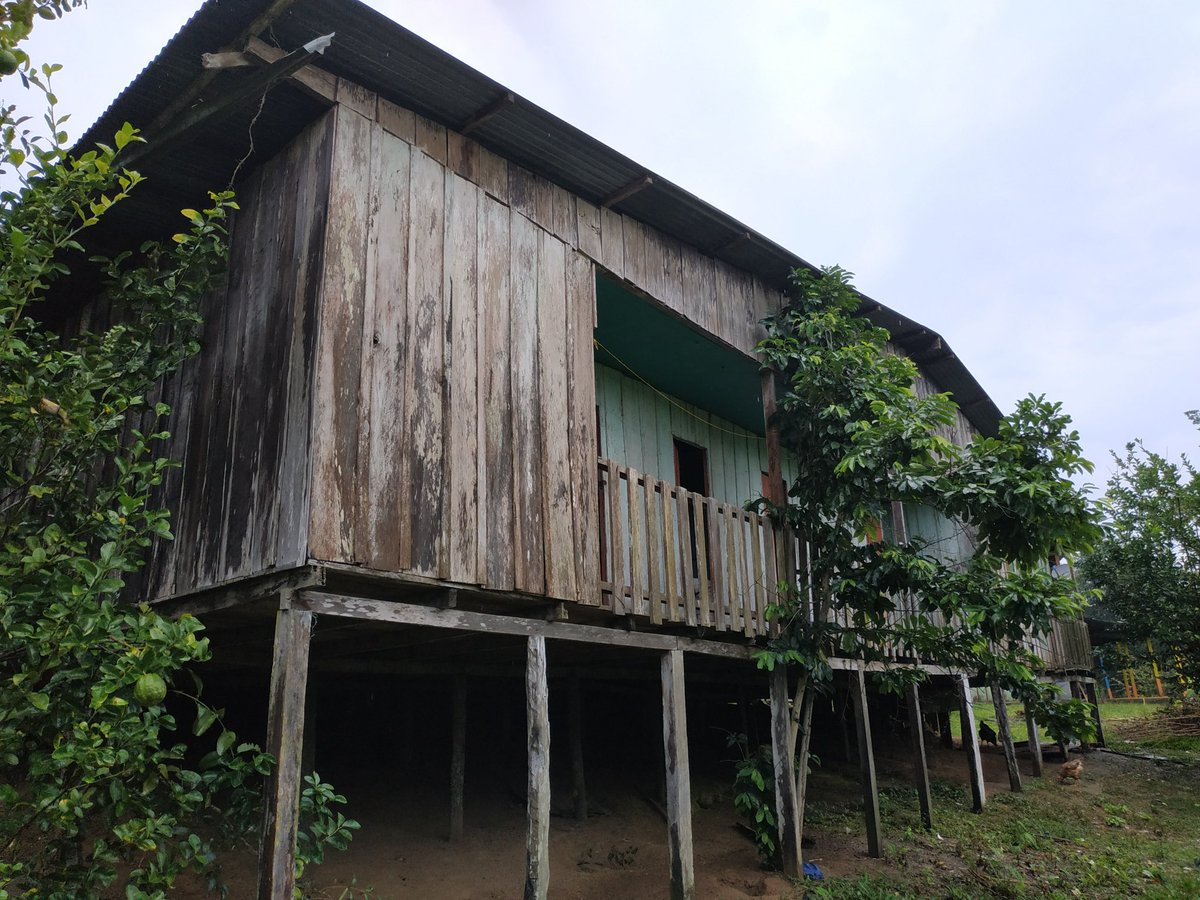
(0, 4, 355, 895)
(752, 265, 1100, 863)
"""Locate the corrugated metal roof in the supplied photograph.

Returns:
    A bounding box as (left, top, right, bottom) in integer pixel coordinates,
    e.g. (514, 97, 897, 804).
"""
(76, 0, 1002, 435)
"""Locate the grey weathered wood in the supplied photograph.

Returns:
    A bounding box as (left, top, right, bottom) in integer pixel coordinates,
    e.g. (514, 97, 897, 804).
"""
(660, 649, 695, 900)
(991, 683, 1022, 792)
(524, 636, 550, 900)
(1025, 706, 1044, 777)
(849, 667, 882, 858)
(569, 675, 587, 821)
(257, 604, 313, 900)
(770, 666, 802, 878)
(450, 674, 467, 841)
(958, 674, 987, 812)
(906, 683, 934, 830)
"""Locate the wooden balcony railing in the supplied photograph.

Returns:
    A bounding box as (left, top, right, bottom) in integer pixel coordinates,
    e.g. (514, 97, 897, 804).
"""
(596, 457, 1094, 674)
(597, 459, 780, 637)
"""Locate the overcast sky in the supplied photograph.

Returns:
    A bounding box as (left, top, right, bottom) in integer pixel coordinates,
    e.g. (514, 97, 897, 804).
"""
(19, 0, 1200, 491)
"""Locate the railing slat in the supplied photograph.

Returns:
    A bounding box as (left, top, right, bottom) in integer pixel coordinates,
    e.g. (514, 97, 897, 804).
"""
(678, 488, 696, 627)
(608, 464, 626, 614)
(662, 482, 679, 623)
(695, 497, 711, 627)
(762, 519, 778, 637)
(706, 497, 725, 632)
(627, 467, 645, 617)
(645, 474, 663, 625)
(749, 512, 766, 635)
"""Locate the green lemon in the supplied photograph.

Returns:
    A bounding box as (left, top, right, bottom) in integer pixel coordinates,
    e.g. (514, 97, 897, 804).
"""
(134, 673, 167, 706)
(0, 51, 18, 76)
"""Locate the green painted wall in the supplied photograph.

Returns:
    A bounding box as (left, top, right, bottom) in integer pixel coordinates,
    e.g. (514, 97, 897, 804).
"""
(595, 363, 794, 508)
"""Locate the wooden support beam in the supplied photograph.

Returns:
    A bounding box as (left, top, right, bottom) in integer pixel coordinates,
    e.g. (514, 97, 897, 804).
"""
(991, 683, 1022, 792)
(906, 683, 934, 830)
(957, 674, 986, 812)
(524, 636, 550, 900)
(601, 175, 653, 209)
(661, 649, 695, 900)
(450, 674, 467, 841)
(939, 710, 954, 749)
(849, 667, 882, 858)
(1025, 706, 1044, 777)
(257, 602, 313, 900)
(569, 675, 588, 821)
(460, 91, 515, 135)
(1083, 682, 1106, 747)
(202, 50, 254, 69)
(769, 667, 802, 878)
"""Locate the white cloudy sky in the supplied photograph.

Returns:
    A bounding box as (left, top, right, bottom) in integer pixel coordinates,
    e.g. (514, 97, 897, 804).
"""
(19, 0, 1200, 490)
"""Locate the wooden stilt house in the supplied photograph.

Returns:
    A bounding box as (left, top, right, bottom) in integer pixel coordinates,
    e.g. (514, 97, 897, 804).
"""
(68, 1, 1099, 896)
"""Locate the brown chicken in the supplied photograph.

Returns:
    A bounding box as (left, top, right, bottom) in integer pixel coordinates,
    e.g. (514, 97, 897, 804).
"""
(1059, 758, 1084, 783)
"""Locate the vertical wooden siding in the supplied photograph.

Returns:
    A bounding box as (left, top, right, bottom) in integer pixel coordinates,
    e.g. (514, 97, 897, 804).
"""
(309, 105, 600, 603)
(143, 111, 335, 598)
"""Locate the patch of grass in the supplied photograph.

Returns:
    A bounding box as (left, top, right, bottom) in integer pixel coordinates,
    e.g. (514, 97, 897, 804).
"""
(795, 754, 1200, 898)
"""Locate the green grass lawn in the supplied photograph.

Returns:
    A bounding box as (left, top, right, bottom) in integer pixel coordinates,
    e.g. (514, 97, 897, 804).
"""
(799, 701, 1200, 898)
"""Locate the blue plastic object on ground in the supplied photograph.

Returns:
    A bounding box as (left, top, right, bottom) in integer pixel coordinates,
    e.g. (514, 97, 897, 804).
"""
(803, 861, 823, 881)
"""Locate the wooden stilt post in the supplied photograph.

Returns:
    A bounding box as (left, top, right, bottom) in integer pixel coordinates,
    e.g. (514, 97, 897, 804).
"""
(1069, 681, 1092, 751)
(849, 667, 882, 858)
(990, 683, 1022, 792)
(661, 649, 695, 900)
(450, 674, 467, 841)
(569, 674, 587, 821)
(906, 683, 934, 830)
(257, 599, 313, 900)
(1025, 706, 1044, 777)
(524, 636, 550, 900)
(939, 709, 954, 749)
(957, 674, 986, 812)
(1083, 682, 1106, 747)
(770, 666, 802, 878)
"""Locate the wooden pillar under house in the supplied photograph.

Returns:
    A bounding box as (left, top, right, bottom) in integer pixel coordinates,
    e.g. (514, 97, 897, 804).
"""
(957, 674, 986, 812)
(1083, 681, 1106, 748)
(849, 667, 882, 858)
(569, 674, 587, 821)
(906, 683, 934, 830)
(1069, 680, 1092, 751)
(939, 710, 954, 749)
(524, 636, 550, 900)
(450, 674, 467, 841)
(1025, 706, 1044, 777)
(769, 667, 803, 878)
(661, 649, 695, 900)
(990, 683, 1022, 793)
(257, 598, 314, 900)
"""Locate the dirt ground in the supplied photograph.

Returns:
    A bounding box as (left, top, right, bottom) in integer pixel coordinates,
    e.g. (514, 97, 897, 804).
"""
(176, 733, 1050, 900)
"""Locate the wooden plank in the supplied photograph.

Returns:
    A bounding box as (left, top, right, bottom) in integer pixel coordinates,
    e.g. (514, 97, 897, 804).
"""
(575, 198, 602, 260)
(525, 635, 550, 900)
(735, 511, 754, 637)
(723, 506, 740, 632)
(481, 197, 514, 590)
(1025, 706, 1044, 777)
(599, 206, 625, 278)
(566, 250, 599, 605)
(662, 484, 680, 622)
(622, 217, 649, 295)
(991, 683, 1023, 793)
(508, 165, 539, 222)
(376, 96, 415, 141)
(762, 520, 778, 631)
(336, 76, 377, 120)
(770, 666, 802, 878)
(607, 465, 627, 613)
(694, 496, 711, 627)
(445, 173, 481, 583)
(509, 212, 545, 593)
(414, 113, 448, 164)
(450, 674, 467, 841)
(850, 667, 882, 858)
(627, 468, 645, 616)
(405, 149, 447, 576)
(310, 105, 371, 562)
(475, 142, 509, 202)
(660, 650, 695, 900)
(958, 674, 987, 811)
(678, 489, 696, 626)
(292, 591, 757, 659)
(645, 476, 663, 625)
(906, 683, 934, 830)
(547, 181, 577, 246)
(750, 513, 766, 635)
(257, 604, 313, 900)
(706, 499, 726, 632)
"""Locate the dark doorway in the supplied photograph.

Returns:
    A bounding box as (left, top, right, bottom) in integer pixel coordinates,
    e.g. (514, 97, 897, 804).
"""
(673, 438, 708, 496)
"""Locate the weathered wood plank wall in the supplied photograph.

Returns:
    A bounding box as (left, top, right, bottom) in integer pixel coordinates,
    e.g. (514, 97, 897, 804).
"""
(141, 111, 335, 600)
